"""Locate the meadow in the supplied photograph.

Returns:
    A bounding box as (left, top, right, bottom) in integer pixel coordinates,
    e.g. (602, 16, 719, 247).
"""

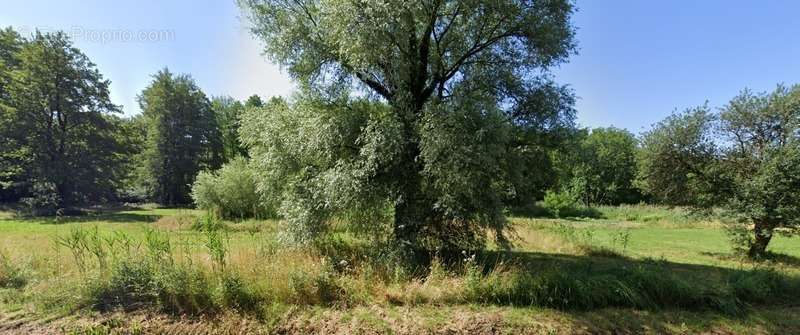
(1, 205, 799, 334)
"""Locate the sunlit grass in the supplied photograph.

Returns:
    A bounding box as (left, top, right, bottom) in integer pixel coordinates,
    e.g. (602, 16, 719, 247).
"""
(1, 204, 799, 333)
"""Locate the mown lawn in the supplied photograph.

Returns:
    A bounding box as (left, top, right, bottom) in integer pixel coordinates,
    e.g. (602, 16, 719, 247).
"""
(1, 205, 799, 334)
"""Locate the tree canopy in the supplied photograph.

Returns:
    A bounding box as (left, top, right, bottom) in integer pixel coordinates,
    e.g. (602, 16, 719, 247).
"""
(211, 96, 248, 162)
(239, 0, 577, 254)
(137, 69, 222, 206)
(0, 29, 133, 209)
(636, 106, 719, 206)
(554, 127, 640, 206)
(638, 85, 800, 257)
(718, 85, 800, 257)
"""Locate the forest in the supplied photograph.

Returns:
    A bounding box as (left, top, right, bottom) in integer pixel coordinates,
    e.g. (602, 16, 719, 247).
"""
(1, 1, 799, 334)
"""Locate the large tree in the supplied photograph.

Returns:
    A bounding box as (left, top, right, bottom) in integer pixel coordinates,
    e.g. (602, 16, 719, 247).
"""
(240, 0, 576, 253)
(0, 27, 26, 201)
(138, 69, 222, 206)
(1, 30, 132, 207)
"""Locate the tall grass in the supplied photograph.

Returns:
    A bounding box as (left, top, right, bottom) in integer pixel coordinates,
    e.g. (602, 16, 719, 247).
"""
(6, 212, 800, 319)
(0, 250, 28, 289)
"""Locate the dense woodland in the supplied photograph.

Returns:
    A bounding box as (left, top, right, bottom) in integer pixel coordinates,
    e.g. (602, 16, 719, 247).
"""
(1, 0, 799, 264)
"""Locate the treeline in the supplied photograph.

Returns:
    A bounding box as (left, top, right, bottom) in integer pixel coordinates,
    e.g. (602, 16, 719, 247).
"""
(0, 28, 262, 212)
(2, 24, 798, 258)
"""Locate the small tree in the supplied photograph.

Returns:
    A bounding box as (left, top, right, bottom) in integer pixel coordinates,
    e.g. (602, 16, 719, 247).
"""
(636, 106, 719, 206)
(192, 157, 274, 219)
(719, 86, 800, 257)
(639, 85, 800, 258)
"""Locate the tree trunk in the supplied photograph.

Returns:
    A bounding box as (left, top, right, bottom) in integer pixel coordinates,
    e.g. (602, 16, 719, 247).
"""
(391, 105, 436, 264)
(748, 222, 773, 258)
(392, 141, 428, 239)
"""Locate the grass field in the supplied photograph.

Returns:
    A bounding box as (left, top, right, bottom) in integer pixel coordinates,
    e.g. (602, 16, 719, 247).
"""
(1, 205, 799, 334)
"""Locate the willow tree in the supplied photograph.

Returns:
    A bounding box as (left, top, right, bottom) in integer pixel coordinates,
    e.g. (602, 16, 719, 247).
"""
(239, 0, 576, 254)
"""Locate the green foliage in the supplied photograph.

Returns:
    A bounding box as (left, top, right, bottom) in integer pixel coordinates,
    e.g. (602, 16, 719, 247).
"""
(583, 128, 640, 204)
(218, 273, 259, 312)
(0, 27, 26, 202)
(463, 258, 800, 314)
(20, 180, 62, 216)
(244, 94, 264, 108)
(553, 127, 641, 206)
(191, 157, 274, 219)
(0, 29, 134, 207)
(137, 69, 222, 205)
(637, 106, 719, 206)
(239, 0, 578, 255)
(718, 85, 800, 257)
(640, 85, 800, 258)
(542, 190, 578, 218)
(211, 96, 248, 162)
(241, 95, 401, 243)
(0, 251, 27, 289)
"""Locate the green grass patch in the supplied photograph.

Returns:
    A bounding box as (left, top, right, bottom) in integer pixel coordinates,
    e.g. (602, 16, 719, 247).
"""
(0, 204, 799, 333)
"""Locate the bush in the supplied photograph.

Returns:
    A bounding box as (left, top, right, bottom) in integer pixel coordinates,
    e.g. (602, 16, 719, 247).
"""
(542, 190, 579, 218)
(191, 157, 275, 219)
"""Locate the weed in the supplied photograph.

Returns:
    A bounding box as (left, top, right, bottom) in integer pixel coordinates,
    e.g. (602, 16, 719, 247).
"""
(203, 221, 228, 272)
(612, 229, 632, 254)
(0, 251, 27, 289)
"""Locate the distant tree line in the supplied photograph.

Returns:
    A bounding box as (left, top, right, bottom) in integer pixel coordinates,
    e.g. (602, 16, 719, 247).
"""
(0, 27, 262, 211)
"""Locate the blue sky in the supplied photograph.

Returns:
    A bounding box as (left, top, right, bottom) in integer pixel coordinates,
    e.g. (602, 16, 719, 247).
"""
(2, 0, 799, 133)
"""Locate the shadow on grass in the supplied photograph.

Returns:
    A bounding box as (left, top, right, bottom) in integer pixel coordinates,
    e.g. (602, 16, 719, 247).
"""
(563, 306, 800, 335)
(462, 249, 800, 316)
(509, 204, 605, 220)
(13, 209, 163, 225)
(701, 250, 800, 268)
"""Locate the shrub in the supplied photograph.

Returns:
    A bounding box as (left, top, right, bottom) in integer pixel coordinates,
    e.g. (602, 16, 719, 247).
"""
(729, 268, 797, 305)
(88, 261, 159, 311)
(542, 190, 578, 218)
(191, 157, 275, 219)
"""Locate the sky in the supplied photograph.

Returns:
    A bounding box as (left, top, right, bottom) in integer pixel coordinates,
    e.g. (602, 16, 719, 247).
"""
(2, 0, 800, 133)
